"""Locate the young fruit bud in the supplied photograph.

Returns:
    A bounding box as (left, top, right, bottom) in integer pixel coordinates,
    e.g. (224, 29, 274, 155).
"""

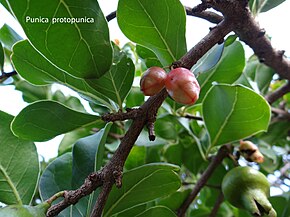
(239, 140, 264, 163)
(164, 67, 200, 105)
(222, 166, 276, 217)
(140, 67, 167, 96)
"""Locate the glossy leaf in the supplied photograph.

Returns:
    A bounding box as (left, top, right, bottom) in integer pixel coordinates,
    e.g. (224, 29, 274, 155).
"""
(72, 123, 112, 187)
(12, 40, 113, 107)
(11, 100, 99, 141)
(85, 55, 135, 107)
(0, 42, 4, 71)
(243, 55, 275, 94)
(259, 121, 290, 145)
(157, 189, 191, 211)
(0, 24, 23, 50)
(112, 204, 146, 217)
(136, 45, 162, 68)
(136, 206, 177, 217)
(103, 163, 181, 216)
(117, 0, 187, 66)
(58, 121, 105, 155)
(39, 153, 74, 217)
(125, 87, 145, 108)
(40, 125, 112, 216)
(249, 0, 287, 14)
(197, 41, 245, 101)
(192, 43, 224, 76)
(0, 111, 39, 205)
(203, 84, 271, 147)
(6, 0, 112, 79)
(13, 77, 50, 103)
(125, 146, 146, 170)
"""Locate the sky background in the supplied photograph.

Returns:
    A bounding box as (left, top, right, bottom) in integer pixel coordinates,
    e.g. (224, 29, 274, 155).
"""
(0, 0, 289, 194)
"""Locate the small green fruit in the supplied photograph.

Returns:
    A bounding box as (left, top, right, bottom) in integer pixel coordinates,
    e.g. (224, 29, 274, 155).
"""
(0, 202, 50, 217)
(222, 166, 276, 217)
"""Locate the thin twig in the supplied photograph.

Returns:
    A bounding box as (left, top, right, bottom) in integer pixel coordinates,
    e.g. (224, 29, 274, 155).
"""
(208, 191, 224, 217)
(265, 82, 290, 104)
(177, 145, 232, 217)
(271, 107, 290, 121)
(185, 6, 223, 24)
(0, 71, 17, 80)
(184, 114, 203, 121)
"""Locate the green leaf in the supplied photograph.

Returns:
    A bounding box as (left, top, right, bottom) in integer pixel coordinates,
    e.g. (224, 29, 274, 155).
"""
(13, 77, 50, 103)
(58, 121, 105, 155)
(157, 189, 191, 212)
(197, 41, 245, 101)
(40, 124, 112, 216)
(85, 55, 135, 107)
(243, 55, 275, 94)
(11, 40, 113, 108)
(261, 0, 286, 12)
(125, 146, 146, 170)
(72, 124, 112, 215)
(249, 0, 286, 14)
(202, 84, 271, 147)
(136, 206, 177, 217)
(0, 24, 23, 50)
(259, 121, 290, 145)
(192, 43, 224, 75)
(72, 123, 112, 187)
(136, 45, 162, 68)
(117, 0, 187, 66)
(269, 194, 290, 217)
(112, 204, 147, 217)
(0, 1, 11, 13)
(11, 100, 99, 141)
(103, 163, 181, 216)
(6, 0, 112, 79)
(125, 87, 145, 108)
(0, 42, 4, 71)
(39, 153, 73, 217)
(0, 111, 39, 205)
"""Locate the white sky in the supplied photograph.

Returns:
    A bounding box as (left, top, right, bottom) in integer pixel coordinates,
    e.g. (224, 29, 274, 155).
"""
(0, 0, 289, 195)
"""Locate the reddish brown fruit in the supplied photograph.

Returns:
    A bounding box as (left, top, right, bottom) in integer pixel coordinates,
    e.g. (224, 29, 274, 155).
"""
(140, 67, 167, 96)
(165, 67, 200, 105)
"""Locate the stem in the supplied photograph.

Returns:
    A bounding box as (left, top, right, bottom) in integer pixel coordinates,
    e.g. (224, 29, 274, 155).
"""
(208, 191, 224, 217)
(177, 145, 232, 217)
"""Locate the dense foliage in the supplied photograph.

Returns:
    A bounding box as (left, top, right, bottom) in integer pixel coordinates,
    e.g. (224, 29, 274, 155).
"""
(0, 0, 289, 217)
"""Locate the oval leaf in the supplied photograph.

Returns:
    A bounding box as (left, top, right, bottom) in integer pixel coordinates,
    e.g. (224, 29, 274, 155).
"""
(12, 40, 113, 108)
(192, 43, 224, 76)
(85, 55, 135, 107)
(136, 206, 177, 217)
(103, 163, 181, 216)
(117, 0, 187, 66)
(40, 124, 112, 216)
(11, 100, 99, 141)
(39, 153, 73, 217)
(6, 0, 112, 79)
(197, 41, 245, 101)
(202, 84, 271, 147)
(0, 111, 39, 205)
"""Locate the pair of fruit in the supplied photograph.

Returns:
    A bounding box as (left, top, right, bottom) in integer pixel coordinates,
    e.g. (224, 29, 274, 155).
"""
(222, 166, 276, 217)
(140, 66, 200, 105)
